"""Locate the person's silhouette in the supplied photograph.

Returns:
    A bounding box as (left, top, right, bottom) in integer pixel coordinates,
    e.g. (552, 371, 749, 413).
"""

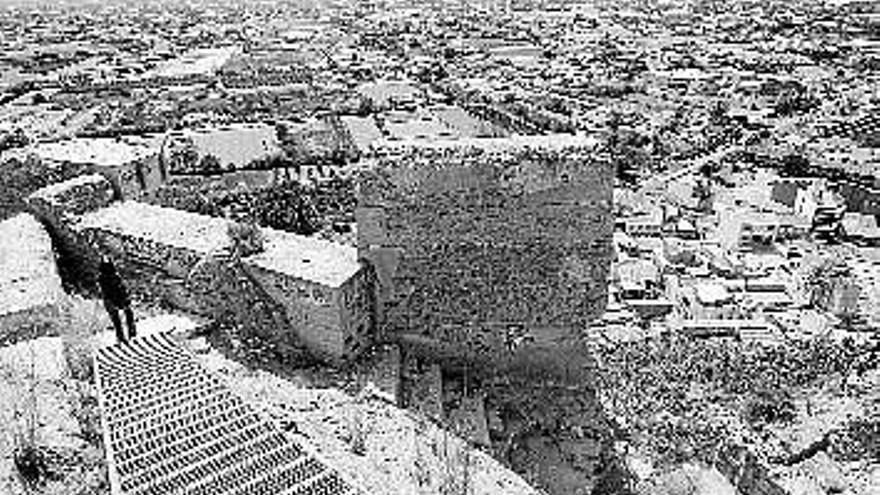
(98, 256, 136, 344)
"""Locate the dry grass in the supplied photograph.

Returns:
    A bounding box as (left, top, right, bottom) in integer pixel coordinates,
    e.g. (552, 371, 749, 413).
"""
(57, 297, 107, 451)
(2, 296, 110, 495)
(7, 329, 50, 492)
(58, 297, 107, 383)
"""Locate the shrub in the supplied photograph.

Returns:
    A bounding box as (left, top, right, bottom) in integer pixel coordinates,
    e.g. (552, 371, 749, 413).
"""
(227, 221, 265, 257)
(831, 420, 880, 462)
(14, 440, 48, 490)
(744, 389, 796, 425)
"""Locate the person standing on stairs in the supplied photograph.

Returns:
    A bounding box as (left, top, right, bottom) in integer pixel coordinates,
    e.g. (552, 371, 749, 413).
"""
(98, 255, 137, 344)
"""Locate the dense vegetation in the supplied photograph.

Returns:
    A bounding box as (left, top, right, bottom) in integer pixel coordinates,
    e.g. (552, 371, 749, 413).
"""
(595, 335, 866, 467)
(152, 176, 356, 236)
(0, 156, 90, 221)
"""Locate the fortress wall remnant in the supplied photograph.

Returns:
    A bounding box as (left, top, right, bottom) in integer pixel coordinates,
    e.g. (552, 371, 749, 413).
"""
(27, 182, 371, 362)
(26, 174, 118, 292)
(30, 137, 163, 201)
(356, 137, 614, 363)
(0, 213, 67, 340)
(241, 227, 373, 361)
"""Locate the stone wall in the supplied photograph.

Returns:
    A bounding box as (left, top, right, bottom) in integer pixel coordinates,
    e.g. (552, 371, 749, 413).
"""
(244, 263, 343, 360)
(28, 184, 365, 362)
(0, 214, 67, 342)
(357, 143, 613, 362)
(67, 205, 303, 356)
(26, 174, 117, 292)
(337, 266, 377, 358)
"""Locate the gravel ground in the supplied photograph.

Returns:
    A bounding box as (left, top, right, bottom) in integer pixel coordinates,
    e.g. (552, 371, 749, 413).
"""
(188, 340, 544, 495)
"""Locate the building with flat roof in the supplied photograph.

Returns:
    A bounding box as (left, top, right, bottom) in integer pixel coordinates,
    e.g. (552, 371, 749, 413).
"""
(841, 212, 880, 245)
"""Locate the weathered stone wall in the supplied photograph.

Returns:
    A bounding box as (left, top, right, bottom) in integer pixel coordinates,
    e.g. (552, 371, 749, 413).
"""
(337, 266, 377, 358)
(113, 155, 163, 200)
(243, 264, 343, 360)
(26, 174, 118, 292)
(357, 143, 613, 359)
(26, 168, 370, 362)
(30, 189, 364, 362)
(27, 173, 117, 221)
(73, 224, 228, 314)
(69, 212, 302, 356)
(0, 213, 67, 342)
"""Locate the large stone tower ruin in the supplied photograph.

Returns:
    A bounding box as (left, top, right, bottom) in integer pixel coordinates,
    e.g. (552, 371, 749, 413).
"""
(356, 135, 613, 364)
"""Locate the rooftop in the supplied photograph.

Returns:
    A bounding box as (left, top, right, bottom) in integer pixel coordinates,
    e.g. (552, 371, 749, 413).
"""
(694, 282, 733, 305)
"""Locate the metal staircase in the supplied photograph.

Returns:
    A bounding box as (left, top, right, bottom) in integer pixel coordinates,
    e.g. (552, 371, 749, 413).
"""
(94, 333, 361, 495)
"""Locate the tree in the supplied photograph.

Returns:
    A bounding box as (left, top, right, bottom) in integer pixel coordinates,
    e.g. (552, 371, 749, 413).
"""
(694, 177, 713, 213)
(253, 183, 320, 235)
(199, 153, 222, 174)
(356, 97, 374, 116)
(227, 222, 264, 257)
(170, 144, 200, 173)
(780, 154, 811, 178)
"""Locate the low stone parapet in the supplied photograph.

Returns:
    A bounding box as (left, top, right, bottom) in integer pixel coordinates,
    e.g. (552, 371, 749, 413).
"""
(0, 213, 67, 343)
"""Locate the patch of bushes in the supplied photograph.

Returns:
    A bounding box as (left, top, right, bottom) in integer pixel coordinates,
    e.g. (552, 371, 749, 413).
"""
(0, 156, 89, 221)
(227, 221, 264, 257)
(151, 178, 357, 236)
(13, 441, 50, 490)
(831, 420, 880, 462)
(744, 389, 796, 425)
(69, 383, 103, 446)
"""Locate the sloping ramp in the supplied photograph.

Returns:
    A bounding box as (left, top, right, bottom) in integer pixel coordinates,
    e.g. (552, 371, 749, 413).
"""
(94, 333, 360, 495)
